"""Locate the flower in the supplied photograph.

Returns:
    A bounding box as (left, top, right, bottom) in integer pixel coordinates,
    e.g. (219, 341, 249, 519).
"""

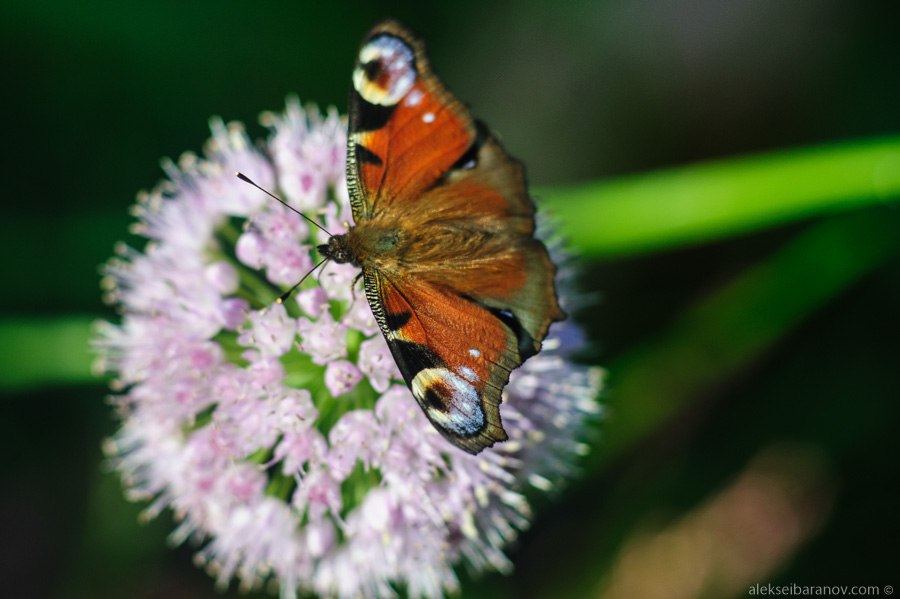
(94, 98, 603, 598)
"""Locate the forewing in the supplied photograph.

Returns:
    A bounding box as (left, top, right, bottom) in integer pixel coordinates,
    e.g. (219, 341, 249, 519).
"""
(347, 20, 475, 221)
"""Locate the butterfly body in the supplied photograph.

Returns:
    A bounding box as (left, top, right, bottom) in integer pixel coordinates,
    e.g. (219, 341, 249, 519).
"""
(329, 20, 564, 454)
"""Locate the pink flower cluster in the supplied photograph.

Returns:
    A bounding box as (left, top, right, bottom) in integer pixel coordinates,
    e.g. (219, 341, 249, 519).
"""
(95, 99, 602, 598)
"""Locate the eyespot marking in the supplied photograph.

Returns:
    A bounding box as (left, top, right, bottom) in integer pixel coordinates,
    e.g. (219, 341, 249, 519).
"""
(458, 366, 478, 382)
(353, 34, 416, 106)
(412, 367, 484, 436)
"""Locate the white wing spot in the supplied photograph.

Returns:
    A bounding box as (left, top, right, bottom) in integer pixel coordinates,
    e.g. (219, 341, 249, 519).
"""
(405, 89, 423, 106)
(422, 112, 435, 123)
(468, 348, 481, 358)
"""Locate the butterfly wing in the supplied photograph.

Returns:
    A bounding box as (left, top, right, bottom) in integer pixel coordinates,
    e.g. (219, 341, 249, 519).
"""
(347, 20, 476, 221)
(367, 271, 511, 453)
(348, 20, 564, 453)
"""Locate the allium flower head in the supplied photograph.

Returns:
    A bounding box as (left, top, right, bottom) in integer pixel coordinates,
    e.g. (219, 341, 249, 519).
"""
(95, 98, 603, 598)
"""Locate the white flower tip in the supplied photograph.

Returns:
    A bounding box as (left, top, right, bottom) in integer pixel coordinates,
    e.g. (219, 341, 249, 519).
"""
(589, 366, 607, 389)
(177, 151, 199, 171)
(474, 486, 489, 508)
(99, 275, 116, 291)
(542, 337, 560, 351)
(527, 430, 546, 444)
(502, 440, 522, 453)
(577, 397, 603, 415)
(552, 415, 571, 429)
(575, 442, 592, 457)
(259, 111, 275, 127)
(91, 358, 107, 378)
(461, 511, 479, 540)
(100, 437, 118, 456)
(528, 474, 555, 492)
(490, 554, 514, 576)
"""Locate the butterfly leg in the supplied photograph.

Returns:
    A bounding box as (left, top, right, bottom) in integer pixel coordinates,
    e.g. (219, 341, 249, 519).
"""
(350, 271, 365, 303)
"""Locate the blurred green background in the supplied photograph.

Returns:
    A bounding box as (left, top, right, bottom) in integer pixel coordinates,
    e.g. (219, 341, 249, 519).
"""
(2, 1, 899, 597)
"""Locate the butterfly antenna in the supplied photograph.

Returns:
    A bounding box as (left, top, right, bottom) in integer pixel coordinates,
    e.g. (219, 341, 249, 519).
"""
(235, 172, 332, 237)
(277, 257, 329, 304)
(316, 258, 332, 284)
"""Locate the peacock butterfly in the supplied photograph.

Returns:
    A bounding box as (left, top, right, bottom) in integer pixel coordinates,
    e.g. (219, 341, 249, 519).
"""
(319, 20, 564, 454)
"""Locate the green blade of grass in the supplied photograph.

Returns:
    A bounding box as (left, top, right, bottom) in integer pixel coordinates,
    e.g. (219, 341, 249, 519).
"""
(541, 137, 900, 258)
(0, 317, 98, 390)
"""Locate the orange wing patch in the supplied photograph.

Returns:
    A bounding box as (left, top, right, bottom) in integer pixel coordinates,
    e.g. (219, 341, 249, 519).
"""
(348, 21, 474, 219)
(367, 270, 512, 453)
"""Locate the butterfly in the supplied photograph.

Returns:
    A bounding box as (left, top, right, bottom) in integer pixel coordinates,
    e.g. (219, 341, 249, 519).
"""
(319, 19, 564, 454)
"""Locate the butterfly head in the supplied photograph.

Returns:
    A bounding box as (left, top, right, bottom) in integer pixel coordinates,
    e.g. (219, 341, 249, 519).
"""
(318, 234, 357, 266)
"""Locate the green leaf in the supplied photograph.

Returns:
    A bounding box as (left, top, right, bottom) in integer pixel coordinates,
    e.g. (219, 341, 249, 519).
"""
(541, 137, 900, 257)
(0, 316, 98, 390)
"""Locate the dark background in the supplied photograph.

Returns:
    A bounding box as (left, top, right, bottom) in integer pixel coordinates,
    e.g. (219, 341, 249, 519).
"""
(2, 1, 898, 597)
